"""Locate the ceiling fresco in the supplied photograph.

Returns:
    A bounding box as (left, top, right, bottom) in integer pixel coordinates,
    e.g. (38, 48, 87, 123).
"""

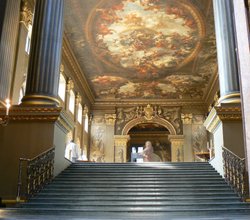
(64, 0, 217, 100)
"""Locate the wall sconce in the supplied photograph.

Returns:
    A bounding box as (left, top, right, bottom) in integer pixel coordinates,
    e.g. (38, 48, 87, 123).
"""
(0, 99, 11, 126)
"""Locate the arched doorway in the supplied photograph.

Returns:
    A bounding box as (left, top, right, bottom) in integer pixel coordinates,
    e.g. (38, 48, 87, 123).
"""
(127, 123, 171, 162)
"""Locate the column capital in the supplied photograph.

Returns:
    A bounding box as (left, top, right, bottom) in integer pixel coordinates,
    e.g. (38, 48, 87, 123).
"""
(105, 114, 116, 126)
(181, 113, 193, 125)
(168, 135, 185, 142)
(114, 135, 130, 163)
(20, 0, 33, 28)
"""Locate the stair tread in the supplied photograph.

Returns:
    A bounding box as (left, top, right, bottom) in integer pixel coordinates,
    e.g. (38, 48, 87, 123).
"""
(9, 162, 249, 218)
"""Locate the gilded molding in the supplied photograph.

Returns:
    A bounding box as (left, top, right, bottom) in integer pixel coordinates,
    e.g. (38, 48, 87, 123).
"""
(218, 92, 241, 104)
(62, 36, 95, 104)
(21, 95, 60, 106)
(114, 135, 130, 147)
(204, 105, 242, 132)
(0, 106, 62, 122)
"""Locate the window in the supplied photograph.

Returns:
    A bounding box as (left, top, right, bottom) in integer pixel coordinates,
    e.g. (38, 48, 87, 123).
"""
(58, 74, 66, 101)
(83, 105, 89, 133)
(69, 90, 75, 114)
(84, 114, 88, 133)
(78, 103, 82, 124)
(25, 25, 32, 54)
(18, 80, 27, 104)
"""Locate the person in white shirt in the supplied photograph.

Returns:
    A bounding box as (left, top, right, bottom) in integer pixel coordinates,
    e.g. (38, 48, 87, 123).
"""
(65, 140, 79, 162)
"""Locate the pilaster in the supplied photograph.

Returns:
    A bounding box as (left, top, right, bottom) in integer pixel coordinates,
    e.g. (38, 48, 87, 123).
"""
(114, 135, 130, 163)
(168, 135, 185, 162)
(0, 0, 21, 105)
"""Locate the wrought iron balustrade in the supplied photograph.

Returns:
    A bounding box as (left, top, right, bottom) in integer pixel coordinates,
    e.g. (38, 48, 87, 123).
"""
(222, 146, 249, 200)
(16, 147, 55, 201)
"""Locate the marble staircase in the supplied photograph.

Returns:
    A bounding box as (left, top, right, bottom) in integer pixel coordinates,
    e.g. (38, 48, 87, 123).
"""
(2, 162, 250, 219)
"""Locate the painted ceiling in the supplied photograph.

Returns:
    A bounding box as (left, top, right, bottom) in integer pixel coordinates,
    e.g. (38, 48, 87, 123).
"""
(64, 0, 217, 100)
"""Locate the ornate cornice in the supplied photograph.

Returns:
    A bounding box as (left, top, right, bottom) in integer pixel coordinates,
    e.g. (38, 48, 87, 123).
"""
(0, 106, 62, 122)
(62, 35, 95, 104)
(204, 104, 242, 132)
(93, 99, 206, 110)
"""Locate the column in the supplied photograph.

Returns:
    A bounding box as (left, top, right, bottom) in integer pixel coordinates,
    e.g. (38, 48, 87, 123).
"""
(114, 135, 130, 163)
(232, 0, 250, 197)
(168, 135, 184, 162)
(21, 0, 64, 105)
(213, 0, 240, 104)
(11, 0, 33, 104)
(0, 0, 21, 106)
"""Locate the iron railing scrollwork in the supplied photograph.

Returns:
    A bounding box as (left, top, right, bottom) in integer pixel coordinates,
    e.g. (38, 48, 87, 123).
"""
(16, 147, 55, 201)
(222, 146, 249, 200)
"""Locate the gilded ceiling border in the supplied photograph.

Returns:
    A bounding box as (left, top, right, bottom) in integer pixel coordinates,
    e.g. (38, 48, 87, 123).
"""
(62, 35, 95, 104)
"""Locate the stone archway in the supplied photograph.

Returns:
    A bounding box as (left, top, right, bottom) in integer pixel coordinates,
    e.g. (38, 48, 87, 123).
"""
(114, 116, 184, 162)
(121, 116, 177, 136)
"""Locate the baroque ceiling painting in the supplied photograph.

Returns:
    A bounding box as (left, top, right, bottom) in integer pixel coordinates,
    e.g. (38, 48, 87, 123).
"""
(64, 0, 217, 100)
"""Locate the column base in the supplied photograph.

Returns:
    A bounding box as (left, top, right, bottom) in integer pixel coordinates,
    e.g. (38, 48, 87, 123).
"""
(21, 95, 60, 106)
(218, 92, 241, 104)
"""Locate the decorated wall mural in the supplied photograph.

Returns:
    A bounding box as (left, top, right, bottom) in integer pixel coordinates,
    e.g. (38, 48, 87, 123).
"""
(64, 0, 217, 100)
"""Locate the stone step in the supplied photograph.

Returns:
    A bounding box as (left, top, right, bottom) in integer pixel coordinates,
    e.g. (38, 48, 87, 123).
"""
(25, 200, 243, 206)
(54, 176, 225, 181)
(29, 196, 241, 202)
(38, 191, 237, 196)
(51, 180, 227, 184)
(48, 182, 229, 187)
(15, 205, 250, 212)
(45, 184, 231, 190)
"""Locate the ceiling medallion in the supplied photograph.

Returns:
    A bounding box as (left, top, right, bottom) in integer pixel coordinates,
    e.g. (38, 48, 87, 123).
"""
(86, 0, 205, 74)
